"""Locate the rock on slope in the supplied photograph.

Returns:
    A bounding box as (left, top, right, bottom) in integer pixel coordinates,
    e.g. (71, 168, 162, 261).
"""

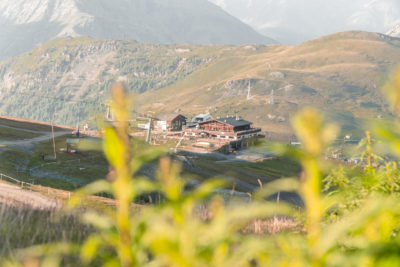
(388, 23, 400, 37)
(0, 0, 274, 61)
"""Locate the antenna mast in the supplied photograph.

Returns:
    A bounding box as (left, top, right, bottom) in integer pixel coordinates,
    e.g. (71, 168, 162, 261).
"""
(145, 112, 155, 144)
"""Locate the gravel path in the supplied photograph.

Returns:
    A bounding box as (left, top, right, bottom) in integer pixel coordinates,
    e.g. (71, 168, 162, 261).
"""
(0, 183, 60, 210)
(0, 124, 47, 134)
(0, 131, 71, 147)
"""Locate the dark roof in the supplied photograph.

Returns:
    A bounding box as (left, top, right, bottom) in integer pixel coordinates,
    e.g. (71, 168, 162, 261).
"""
(200, 116, 252, 127)
(157, 114, 186, 121)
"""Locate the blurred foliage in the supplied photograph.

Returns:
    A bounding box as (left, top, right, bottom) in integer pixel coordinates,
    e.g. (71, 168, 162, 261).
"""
(5, 69, 400, 266)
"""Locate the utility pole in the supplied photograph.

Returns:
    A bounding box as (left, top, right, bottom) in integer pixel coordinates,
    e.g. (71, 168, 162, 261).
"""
(269, 89, 275, 105)
(146, 117, 153, 144)
(107, 105, 113, 121)
(102, 102, 114, 121)
(247, 80, 252, 101)
(51, 112, 57, 160)
(51, 123, 56, 160)
(75, 115, 81, 137)
(145, 111, 156, 144)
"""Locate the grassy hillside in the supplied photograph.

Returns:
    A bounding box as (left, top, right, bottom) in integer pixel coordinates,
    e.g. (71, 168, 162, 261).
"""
(138, 31, 400, 136)
(0, 31, 399, 136)
(0, 117, 299, 192)
(0, 37, 227, 126)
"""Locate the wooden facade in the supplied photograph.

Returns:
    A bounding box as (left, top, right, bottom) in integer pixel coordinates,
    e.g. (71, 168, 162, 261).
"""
(189, 117, 261, 141)
(199, 120, 234, 132)
(198, 118, 253, 133)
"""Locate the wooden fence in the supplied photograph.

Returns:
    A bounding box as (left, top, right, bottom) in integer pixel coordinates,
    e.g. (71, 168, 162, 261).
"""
(0, 173, 33, 187)
(0, 172, 117, 207)
(0, 172, 73, 203)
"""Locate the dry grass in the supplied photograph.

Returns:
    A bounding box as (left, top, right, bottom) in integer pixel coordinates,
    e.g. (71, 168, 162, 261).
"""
(195, 203, 302, 235)
(245, 217, 303, 235)
(0, 204, 91, 263)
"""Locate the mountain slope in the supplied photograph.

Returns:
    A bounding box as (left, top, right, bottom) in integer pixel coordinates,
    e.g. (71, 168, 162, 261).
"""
(137, 31, 400, 134)
(0, 37, 225, 124)
(0, 31, 399, 135)
(0, 0, 274, 61)
(209, 0, 400, 44)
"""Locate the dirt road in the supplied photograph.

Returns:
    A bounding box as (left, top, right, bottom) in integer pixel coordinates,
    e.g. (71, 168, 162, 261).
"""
(0, 182, 60, 209)
(0, 130, 71, 147)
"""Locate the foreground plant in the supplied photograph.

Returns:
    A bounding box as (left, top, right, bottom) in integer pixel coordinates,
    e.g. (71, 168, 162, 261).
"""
(3, 84, 289, 267)
(5, 69, 400, 266)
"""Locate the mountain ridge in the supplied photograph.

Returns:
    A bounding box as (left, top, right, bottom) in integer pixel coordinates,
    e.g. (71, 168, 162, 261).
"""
(209, 0, 400, 44)
(0, 0, 275, 61)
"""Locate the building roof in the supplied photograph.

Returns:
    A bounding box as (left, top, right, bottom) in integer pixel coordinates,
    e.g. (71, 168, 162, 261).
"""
(157, 114, 186, 122)
(192, 113, 211, 122)
(200, 116, 253, 127)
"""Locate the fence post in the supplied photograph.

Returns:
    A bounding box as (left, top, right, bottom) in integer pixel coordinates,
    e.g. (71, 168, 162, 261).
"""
(247, 192, 252, 203)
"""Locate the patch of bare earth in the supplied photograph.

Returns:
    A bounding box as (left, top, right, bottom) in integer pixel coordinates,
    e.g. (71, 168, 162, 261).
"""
(0, 183, 60, 210)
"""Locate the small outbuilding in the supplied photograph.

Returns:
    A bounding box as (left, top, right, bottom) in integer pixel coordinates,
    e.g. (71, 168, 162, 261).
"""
(155, 114, 187, 131)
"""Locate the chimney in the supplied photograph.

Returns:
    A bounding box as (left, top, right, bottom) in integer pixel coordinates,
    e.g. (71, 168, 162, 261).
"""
(236, 114, 240, 121)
